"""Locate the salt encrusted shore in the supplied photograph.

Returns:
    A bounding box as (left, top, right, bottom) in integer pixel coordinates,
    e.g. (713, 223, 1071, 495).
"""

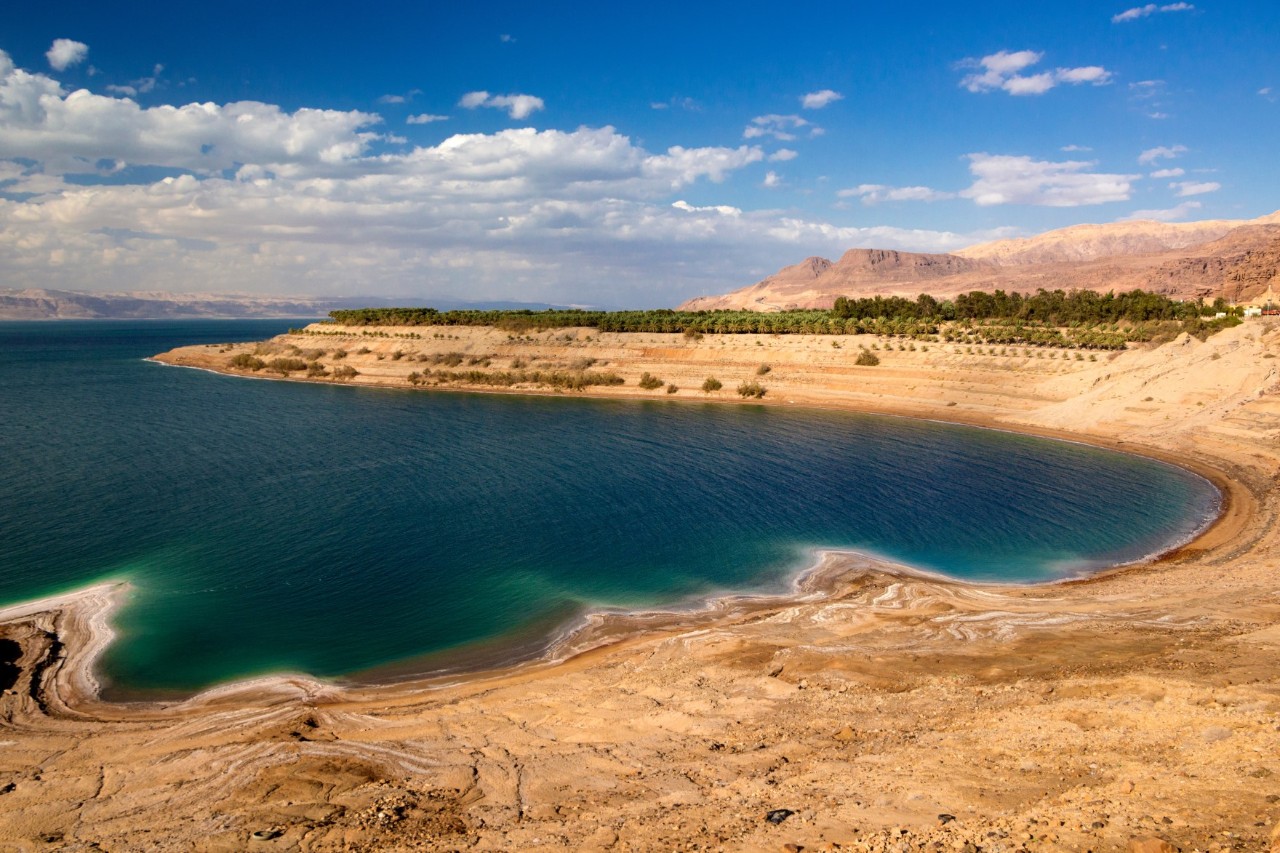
(2, 319, 1279, 851)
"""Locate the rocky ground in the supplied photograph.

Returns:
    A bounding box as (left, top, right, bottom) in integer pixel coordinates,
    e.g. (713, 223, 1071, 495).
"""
(2, 321, 1279, 851)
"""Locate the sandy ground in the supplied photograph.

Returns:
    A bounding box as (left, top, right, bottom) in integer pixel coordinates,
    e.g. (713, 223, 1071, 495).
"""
(3, 321, 1280, 851)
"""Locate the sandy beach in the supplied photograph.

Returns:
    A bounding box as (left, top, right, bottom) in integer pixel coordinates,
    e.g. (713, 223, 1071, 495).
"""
(3, 320, 1279, 851)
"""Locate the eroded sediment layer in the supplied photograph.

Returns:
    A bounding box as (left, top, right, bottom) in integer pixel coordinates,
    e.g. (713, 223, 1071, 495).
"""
(3, 320, 1279, 851)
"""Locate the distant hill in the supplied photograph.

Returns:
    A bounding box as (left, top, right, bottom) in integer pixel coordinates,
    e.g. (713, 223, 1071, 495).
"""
(0, 290, 567, 320)
(679, 210, 1280, 311)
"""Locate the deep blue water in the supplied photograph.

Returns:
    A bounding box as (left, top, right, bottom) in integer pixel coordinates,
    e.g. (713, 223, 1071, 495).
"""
(0, 321, 1219, 696)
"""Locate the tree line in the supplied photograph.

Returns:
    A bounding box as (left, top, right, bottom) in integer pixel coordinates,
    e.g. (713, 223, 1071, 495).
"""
(324, 289, 1239, 347)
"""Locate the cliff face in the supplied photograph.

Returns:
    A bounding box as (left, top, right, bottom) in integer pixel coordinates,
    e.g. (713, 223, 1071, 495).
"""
(678, 211, 1280, 311)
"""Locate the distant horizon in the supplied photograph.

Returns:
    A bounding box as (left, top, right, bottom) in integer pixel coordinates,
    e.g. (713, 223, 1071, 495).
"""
(2, 2, 1277, 306)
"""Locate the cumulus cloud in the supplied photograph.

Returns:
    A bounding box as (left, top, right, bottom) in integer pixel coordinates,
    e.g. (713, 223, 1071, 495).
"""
(743, 115, 820, 141)
(458, 91, 544, 120)
(838, 184, 956, 205)
(46, 39, 88, 71)
(407, 113, 449, 124)
(800, 89, 843, 109)
(1138, 144, 1187, 164)
(1171, 180, 1220, 197)
(768, 148, 798, 162)
(1149, 167, 1184, 178)
(0, 49, 1013, 306)
(960, 153, 1138, 206)
(1112, 3, 1194, 23)
(761, 170, 782, 188)
(1120, 200, 1202, 221)
(959, 50, 1113, 96)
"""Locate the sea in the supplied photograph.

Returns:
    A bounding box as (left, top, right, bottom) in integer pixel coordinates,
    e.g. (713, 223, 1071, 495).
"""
(0, 320, 1220, 697)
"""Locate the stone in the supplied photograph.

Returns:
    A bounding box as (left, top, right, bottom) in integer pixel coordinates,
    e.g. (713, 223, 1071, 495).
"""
(766, 809, 796, 825)
(1128, 838, 1175, 853)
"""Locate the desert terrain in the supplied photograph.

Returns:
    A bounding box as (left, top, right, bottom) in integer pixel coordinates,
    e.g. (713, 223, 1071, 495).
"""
(679, 212, 1280, 312)
(2, 319, 1279, 851)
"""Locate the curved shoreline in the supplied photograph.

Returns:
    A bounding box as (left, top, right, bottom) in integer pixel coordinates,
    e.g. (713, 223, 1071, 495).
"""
(0, 378, 1249, 711)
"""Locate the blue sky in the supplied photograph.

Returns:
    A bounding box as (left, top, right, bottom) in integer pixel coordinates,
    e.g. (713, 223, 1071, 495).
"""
(1, 1, 1276, 306)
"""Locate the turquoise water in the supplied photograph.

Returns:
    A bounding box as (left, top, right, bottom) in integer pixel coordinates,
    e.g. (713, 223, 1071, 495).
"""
(0, 321, 1219, 697)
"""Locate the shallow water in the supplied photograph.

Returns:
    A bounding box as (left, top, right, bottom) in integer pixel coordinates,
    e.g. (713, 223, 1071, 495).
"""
(0, 321, 1219, 695)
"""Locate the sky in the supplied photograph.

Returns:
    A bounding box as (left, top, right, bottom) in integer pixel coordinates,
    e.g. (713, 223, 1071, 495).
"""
(1, 1, 1277, 308)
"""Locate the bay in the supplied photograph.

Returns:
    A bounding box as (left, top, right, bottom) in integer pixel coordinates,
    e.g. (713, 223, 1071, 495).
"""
(0, 321, 1219, 696)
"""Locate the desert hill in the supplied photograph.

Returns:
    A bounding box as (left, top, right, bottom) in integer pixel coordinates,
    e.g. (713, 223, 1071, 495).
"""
(679, 210, 1280, 311)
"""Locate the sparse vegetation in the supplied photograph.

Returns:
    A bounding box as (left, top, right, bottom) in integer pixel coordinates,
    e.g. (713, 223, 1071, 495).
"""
(855, 350, 880, 366)
(637, 372, 664, 390)
(736, 380, 766, 399)
(756, 364, 771, 375)
(701, 377, 723, 393)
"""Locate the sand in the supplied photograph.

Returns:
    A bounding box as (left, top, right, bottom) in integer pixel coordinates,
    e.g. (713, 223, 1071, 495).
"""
(3, 320, 1280, 851)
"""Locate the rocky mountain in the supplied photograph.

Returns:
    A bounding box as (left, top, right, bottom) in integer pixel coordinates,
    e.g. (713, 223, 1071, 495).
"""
(678, 211, 1280, 311)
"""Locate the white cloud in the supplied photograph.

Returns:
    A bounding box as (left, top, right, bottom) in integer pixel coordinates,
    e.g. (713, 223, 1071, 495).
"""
(743, 114, 819, 141)
(407, 114, 449, 124)
(1120, 200, 1202, 221)
(672, 200, 742, 216)
(1149, 167, 1184, 178)
(1171, 180, 1220, 197)
(1138, 144, 1187, 164)
(499, 34, 515, 43)
(800, 89, 843, 109)
(46, 39, 88, 71)
(838, 184, 956, 204)
(768, 148, 798, 162)
(1112, 3, 1194, 23)
(960, 153, 1138, 206)
(104, 64, 165, 98)
(458, 91, 544, 120)
(762, 170, 782, 188)
(959, 50, 1113, 96)
(1061, 144, 1093, 152)
(0, 49, 1015, 306)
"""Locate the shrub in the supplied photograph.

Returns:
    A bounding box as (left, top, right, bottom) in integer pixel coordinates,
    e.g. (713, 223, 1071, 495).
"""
(306, 362, 328, 377)
(356, 347, 371, 355)
(736, 380, 766, 399)
(638, 372, 664, 390)
(683, 327, 704, 341)
(266, 357, 308, 373)
(229, 353, 266, 370)
(666, 383, 678, 394)
(331, 349, 347, 360)
(756, 364, 771, 375)
(855, 350, 880, 366)
(701, 377, 723, 393)
(332, 365, 359, 380)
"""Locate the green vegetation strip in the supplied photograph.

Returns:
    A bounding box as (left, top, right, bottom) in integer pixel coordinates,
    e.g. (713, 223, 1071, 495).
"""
(320, 289, 1241, 350)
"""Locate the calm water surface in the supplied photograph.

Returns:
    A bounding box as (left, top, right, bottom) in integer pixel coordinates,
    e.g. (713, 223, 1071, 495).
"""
(0, 321, 1219, 695)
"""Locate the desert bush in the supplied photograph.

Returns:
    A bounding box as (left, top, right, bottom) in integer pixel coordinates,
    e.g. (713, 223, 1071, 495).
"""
(736, 380, 766, 399)
(638, 372, 664, 390)
(229, 353, 266, 370)
(756, 364, 771, 375)
(855, 350, 880, 366)
(666, 383, 678, 394)
(701, 377, 723, 393)
(266, 357, 308, 373)
(332, 365, 359, 380)
(306, 362, 328, 377)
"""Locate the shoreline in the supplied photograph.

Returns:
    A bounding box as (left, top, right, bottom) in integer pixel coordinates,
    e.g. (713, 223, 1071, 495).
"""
(6, 320, 1280, 850)
(0, 364, 1246, 707)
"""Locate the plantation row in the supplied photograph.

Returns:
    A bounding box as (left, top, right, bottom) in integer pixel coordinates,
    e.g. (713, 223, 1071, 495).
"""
(324, 289, 1240, 347)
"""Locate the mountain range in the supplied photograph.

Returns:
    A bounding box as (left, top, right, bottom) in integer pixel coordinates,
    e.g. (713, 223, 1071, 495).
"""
(679, 211, 1280, 311)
